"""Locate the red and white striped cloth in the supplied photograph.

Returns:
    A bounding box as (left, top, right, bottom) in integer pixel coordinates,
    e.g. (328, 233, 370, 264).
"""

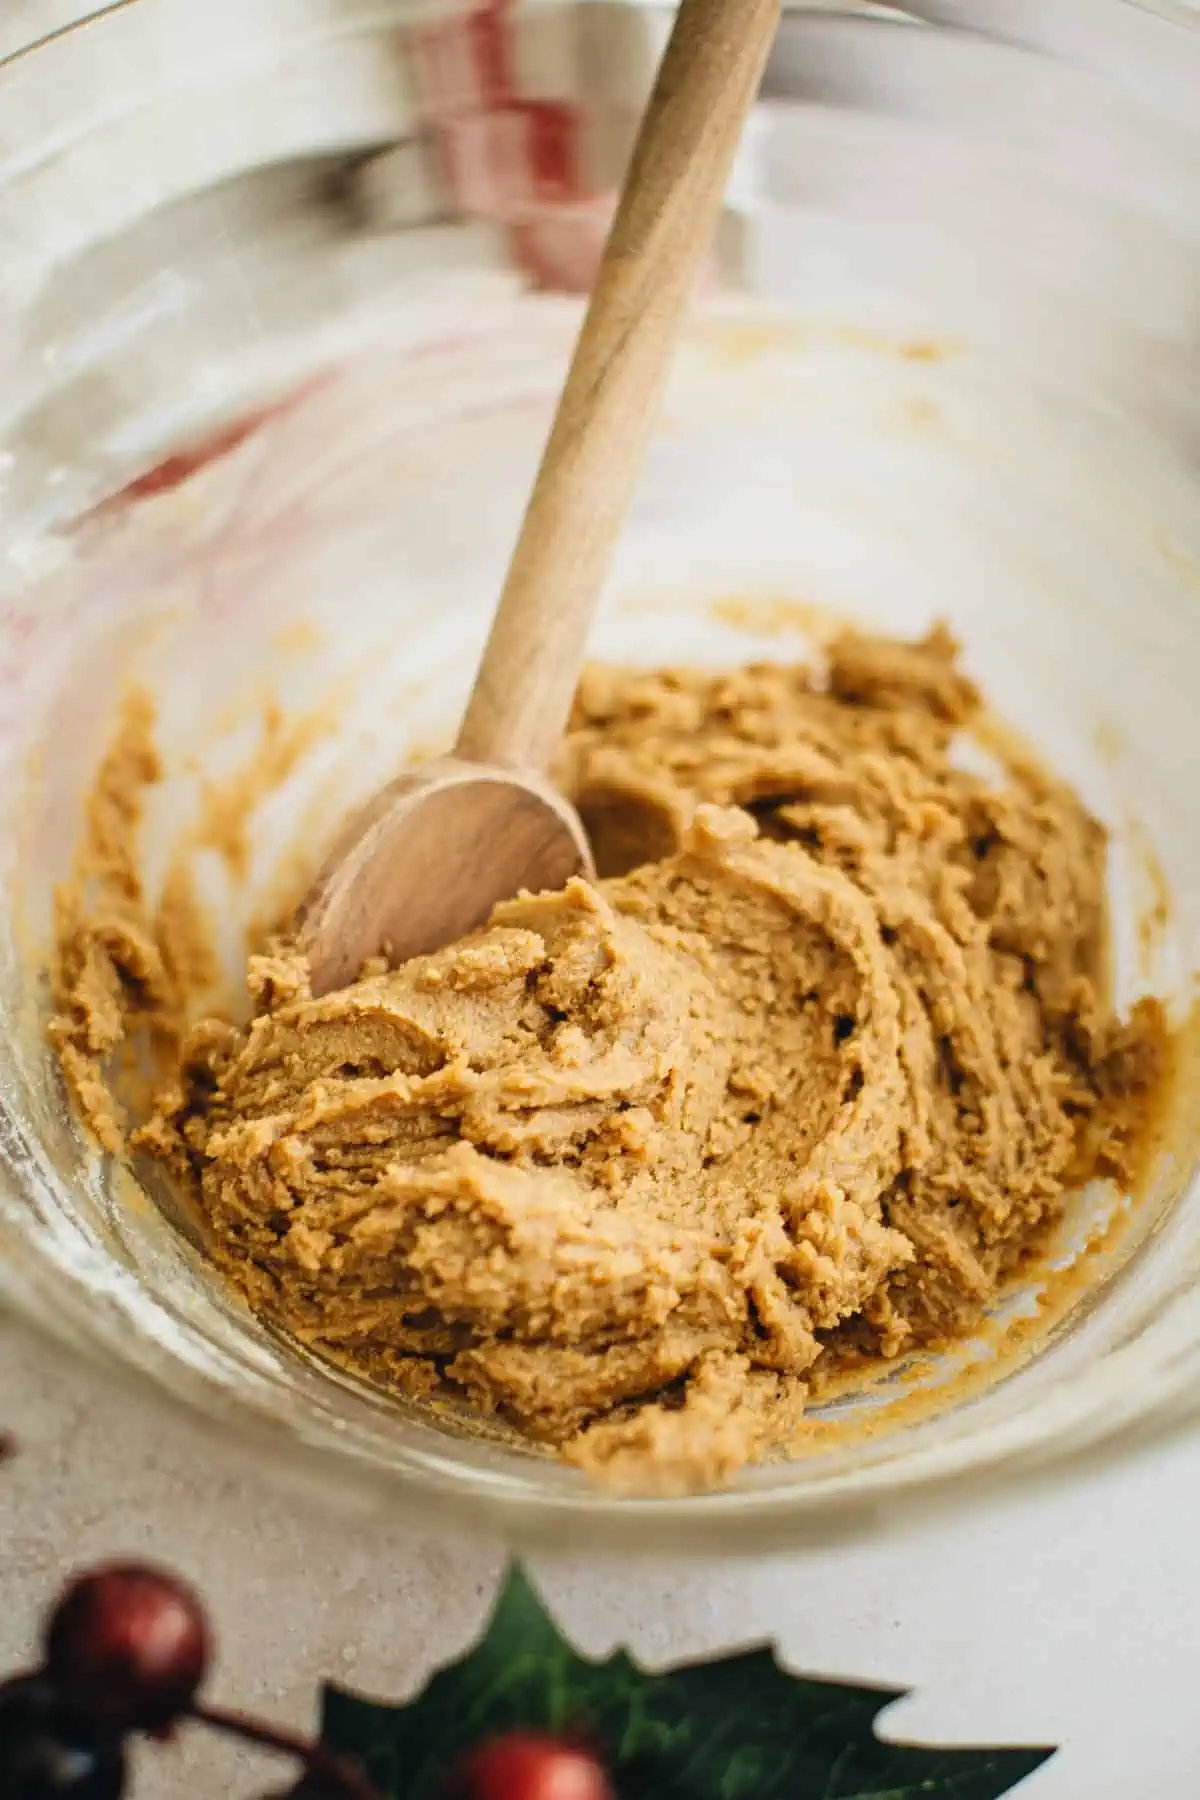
(406, 0, 618, 292)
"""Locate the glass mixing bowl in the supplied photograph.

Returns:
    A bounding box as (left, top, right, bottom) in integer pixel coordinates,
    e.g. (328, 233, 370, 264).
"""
(1, 0, 1199, 1549)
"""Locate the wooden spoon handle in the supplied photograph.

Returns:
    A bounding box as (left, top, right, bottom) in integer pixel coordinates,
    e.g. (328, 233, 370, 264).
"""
(455, 0, 780, 772)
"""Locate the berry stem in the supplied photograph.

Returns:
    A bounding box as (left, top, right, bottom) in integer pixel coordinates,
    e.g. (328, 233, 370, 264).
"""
(190, 1700, 384, 1800)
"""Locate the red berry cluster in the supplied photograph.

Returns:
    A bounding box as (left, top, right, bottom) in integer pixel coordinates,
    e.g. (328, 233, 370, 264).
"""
(0, 1565, 207, 1799)
(0, 1557, 616, 1800)
(0, 1564, 378, 1800)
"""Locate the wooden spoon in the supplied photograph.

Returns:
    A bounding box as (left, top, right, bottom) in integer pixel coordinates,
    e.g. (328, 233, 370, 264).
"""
(297, 0, 781, 997)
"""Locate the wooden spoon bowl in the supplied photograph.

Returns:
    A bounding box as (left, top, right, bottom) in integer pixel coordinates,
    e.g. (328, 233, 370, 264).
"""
(297, 762, 592, 998)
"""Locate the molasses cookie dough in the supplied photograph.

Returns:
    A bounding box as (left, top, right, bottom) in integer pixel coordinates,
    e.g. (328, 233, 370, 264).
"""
(53, 628, 1169, 1493)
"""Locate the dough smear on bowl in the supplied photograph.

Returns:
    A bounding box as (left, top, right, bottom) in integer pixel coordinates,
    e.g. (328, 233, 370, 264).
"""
(50, 627, 1170, 1494)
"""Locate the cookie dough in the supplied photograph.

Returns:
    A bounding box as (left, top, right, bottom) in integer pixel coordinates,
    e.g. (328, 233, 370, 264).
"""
(50, 628, 1169, 1492)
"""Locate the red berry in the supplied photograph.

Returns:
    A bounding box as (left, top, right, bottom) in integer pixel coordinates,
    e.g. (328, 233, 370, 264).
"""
(44, 1564, 211, 1736)
(448, 1733, 613, 1800)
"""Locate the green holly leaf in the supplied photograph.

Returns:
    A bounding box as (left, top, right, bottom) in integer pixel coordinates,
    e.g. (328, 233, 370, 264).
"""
(320, 1564, 1053, 1800)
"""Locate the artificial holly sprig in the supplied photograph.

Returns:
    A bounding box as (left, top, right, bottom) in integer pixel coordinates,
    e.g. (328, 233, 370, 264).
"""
(0, 1436, 1050, 1800)
(0, 1560, 616, 1800)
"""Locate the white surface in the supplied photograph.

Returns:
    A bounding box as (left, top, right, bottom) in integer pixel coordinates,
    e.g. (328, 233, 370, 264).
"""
(1, 1316, 1198, 1798)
